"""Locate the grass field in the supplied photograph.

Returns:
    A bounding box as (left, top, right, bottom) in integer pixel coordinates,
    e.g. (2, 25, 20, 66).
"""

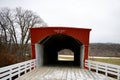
(89, 57, 120, 66)
(58, 55, 120, 66)
(58, 55, 74, 61)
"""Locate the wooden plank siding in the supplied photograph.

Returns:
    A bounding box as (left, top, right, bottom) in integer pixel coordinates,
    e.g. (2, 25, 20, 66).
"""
(15, 66, 117, 80)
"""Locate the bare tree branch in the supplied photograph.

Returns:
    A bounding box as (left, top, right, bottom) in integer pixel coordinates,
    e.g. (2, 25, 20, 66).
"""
(0, 7, 47, 59)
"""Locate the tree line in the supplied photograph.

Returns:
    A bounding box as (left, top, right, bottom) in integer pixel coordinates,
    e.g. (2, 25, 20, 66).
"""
(0, 7, 47, 67)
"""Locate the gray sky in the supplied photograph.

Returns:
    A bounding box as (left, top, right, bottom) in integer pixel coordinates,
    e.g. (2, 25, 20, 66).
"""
(0, 0, 120, 43)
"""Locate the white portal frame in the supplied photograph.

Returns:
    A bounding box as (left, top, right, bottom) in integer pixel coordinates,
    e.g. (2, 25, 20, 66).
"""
(35, 43, 85, 68)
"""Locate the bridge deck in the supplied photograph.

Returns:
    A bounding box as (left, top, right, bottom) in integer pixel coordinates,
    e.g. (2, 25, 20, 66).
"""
(16, 66, 116, 80)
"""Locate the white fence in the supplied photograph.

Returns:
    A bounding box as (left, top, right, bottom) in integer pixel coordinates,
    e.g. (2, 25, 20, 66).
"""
(0, 59, 36, 80)
(85, 60, 120, 79)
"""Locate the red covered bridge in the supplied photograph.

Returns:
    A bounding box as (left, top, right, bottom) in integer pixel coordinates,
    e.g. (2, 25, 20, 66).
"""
(30, 27, 91, 68)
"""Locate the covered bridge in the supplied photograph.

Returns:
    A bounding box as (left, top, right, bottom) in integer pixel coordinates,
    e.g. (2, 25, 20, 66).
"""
(30, 27, 91, 68)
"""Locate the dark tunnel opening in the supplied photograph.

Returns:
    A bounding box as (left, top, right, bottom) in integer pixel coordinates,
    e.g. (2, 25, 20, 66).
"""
(40, 34, 83, 67)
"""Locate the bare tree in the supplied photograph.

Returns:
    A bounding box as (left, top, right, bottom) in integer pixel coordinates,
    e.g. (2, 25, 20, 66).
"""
(0, 8, 13, 51)
(0, 7, 47, 61)
(15, 7, 46, 56)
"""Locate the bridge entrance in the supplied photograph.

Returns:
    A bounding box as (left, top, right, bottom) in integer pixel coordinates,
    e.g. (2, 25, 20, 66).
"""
(30, 27, 91, 68)
(35, 34, 84, 67)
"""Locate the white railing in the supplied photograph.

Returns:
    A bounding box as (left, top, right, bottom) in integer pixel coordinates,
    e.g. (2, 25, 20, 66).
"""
(0, 59, 36, 80)
(85, 60, 120, 80)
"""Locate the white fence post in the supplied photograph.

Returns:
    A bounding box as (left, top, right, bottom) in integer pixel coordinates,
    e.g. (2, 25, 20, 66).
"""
(118, 68, 120, 79)
(88, 60, 91, 70)
(9, 66, 12, 80)
(18, 65, 19, 78)
(105, 64, 108, 76)
(96, 62, 98, 73)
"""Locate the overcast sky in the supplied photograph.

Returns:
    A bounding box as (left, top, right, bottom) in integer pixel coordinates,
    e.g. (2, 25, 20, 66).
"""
(0, 0, 120, 43)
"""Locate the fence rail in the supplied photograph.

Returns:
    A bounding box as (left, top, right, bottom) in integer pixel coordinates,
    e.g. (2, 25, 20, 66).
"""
(85, 60, 120, 79)
(0, 59, 36, 80)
